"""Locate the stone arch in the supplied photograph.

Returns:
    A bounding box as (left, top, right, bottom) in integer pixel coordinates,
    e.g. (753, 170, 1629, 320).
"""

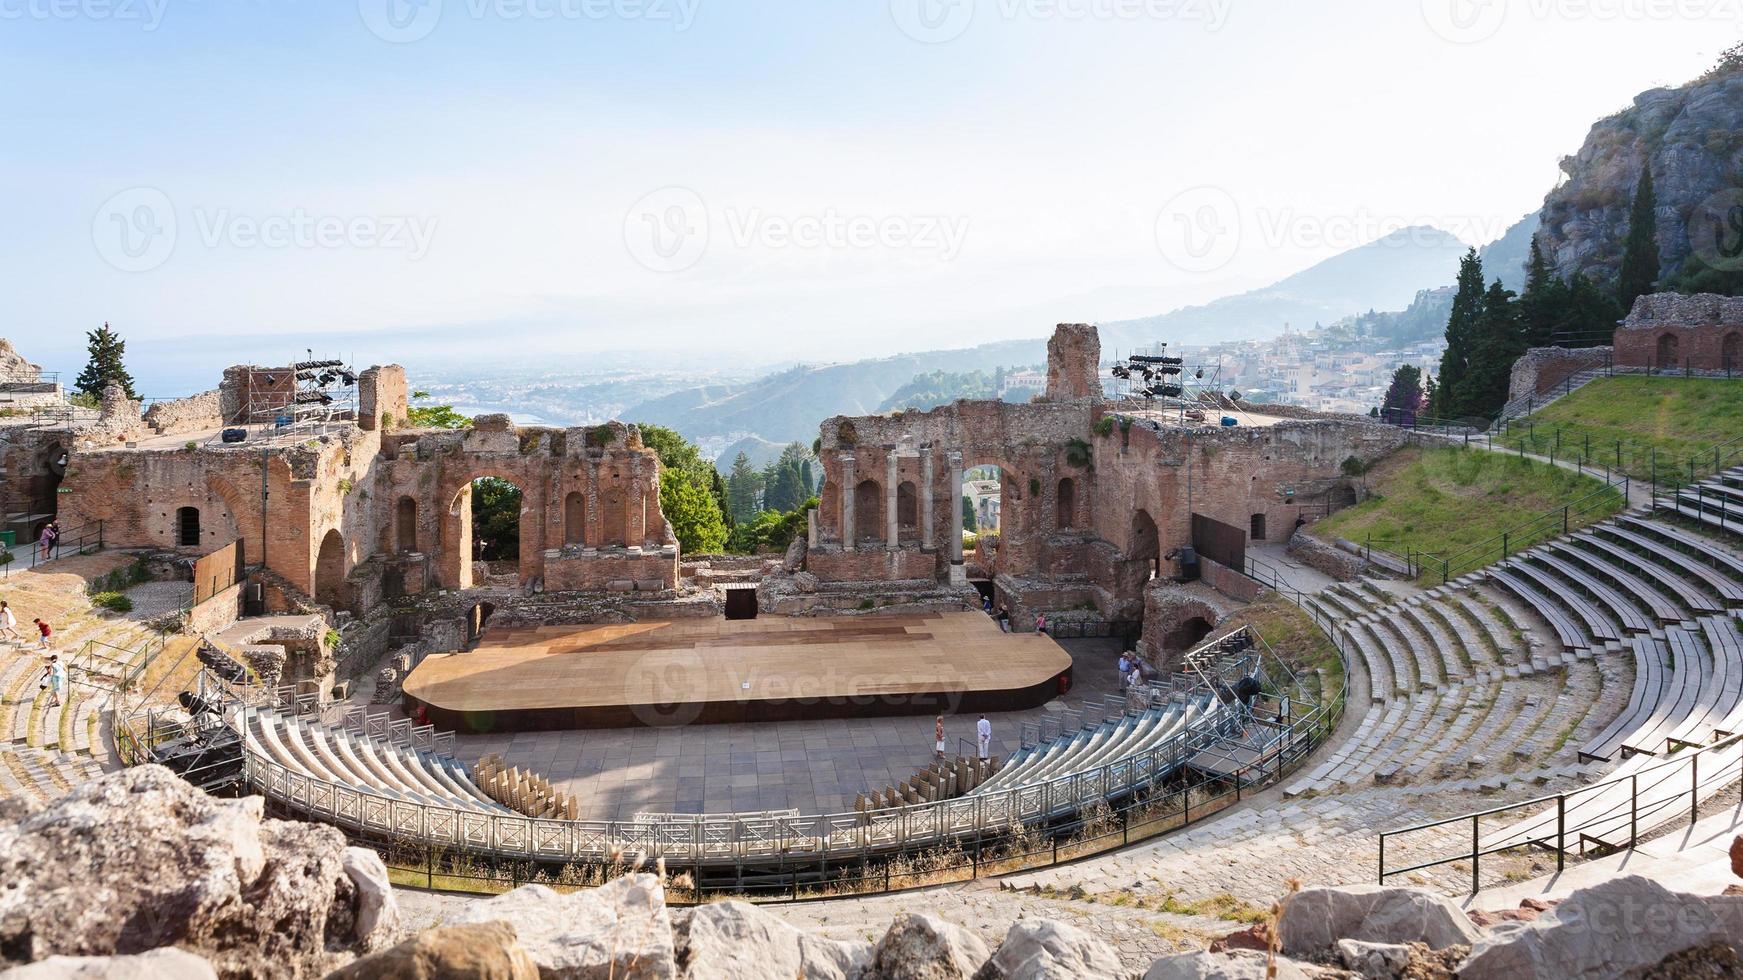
(896, 481, 918, 529)
(1056, 477, 1076, 530)
(1657, 331, 1680, 368)
(315, 528, 346, 609)
(1129, 508, 1160, 575)
(1724, 331, 1741, 371)
(854, 479, 883, 544)
(601, 487, 627, 547)
(396, 496, 418, 552)
(564, 491, 587, 546)
(175, 506, 201, 547)
(438, 468, 539, 590)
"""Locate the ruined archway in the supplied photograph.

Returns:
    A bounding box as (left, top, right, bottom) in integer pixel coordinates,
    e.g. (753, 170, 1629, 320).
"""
(896, 481, 918, 535)
(1129, 508, 1160, 580)
(176, 506, 201, 548)
(564, 491, 586, 546)
(854, 479, 883, 545)
(1657, 332, 1680, 369)
(467, 476, 524, 587)
(1725, 332, 1741, 372)
(396, 497, 418, 553)
(1056, 477, 1076, 531)
(315, 528, 346, 609)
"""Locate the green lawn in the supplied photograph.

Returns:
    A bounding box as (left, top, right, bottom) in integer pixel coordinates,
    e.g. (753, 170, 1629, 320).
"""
(1310, 446, 1624, 579)
(1498, 376, 1743, 481)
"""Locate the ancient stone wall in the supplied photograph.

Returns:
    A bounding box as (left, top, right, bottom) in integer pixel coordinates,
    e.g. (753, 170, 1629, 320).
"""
(358, 365, 407, 432)
(1505, 347, 1613, 403)
(1615, 292, 1743, 372)
(1045, 322, 1102, 402)
(143, 390, 223, 436)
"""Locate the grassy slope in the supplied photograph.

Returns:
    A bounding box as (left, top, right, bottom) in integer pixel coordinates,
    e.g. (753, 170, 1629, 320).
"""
(1217, 593, 1343, 708)
(1499, 376, 1743, 479)
(1309, 446, 1623, 569)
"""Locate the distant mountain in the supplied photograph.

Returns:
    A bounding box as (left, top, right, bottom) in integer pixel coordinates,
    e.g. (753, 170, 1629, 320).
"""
(1097, 226, 1469, 351)
(1320, 287, 1456, 349)
(713, 435, 791, 473)
(628, 338, 1045, 446)
(1479, 212, 1540, 293)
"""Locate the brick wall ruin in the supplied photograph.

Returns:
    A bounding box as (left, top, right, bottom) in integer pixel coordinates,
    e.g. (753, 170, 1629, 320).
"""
(1614, 292, 1743, 373)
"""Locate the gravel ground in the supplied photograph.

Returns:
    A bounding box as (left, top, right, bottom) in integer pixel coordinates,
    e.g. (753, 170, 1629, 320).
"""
(121, 581, 194, 620)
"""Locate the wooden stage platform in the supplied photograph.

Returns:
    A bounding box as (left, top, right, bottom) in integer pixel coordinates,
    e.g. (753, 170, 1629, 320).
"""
(402, 612, 1074, 732)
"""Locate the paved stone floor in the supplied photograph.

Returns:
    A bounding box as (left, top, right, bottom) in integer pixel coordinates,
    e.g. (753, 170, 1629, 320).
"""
(442, 630, 1132, 822)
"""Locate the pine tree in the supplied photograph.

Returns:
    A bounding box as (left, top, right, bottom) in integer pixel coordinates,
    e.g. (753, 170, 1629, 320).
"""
(1379, 365, 1424, 423)
(1518, 235, 1566, 348)
(725, 452, 763, 522)
(1459, 280, 1525, 420)
(1431, 249, 1487, 419)
(1616, 164, 1661, 313)
(75, 323, 138, 400)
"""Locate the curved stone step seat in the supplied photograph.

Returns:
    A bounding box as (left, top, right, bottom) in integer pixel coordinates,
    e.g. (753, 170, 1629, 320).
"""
(1546, 539, 1689, 623)
(1318, 587, 1375, 621)
(1579, 635, 1670, 762)
(1627, 626, 1712, 756)
(1520, 549, 1651, 635)
(1668, 495, 1743, 537)
(1448, 589, 1522, 663)
(1569, 532, 1725, 617)
(1425, 597, 1501, 670)
(1431, 681, 1520, 776)
(1489, 567, 1600, 651)
(1700, 617, 1743, 738)
(1402, 601, 1469, 681)
(1617, 515, 1743, 581)
(1481, 739, 1743, 856)
(1592, 523, 1743, 607)
(1345, 620, 1411, 700)
(1455, 676, 1571, 775)
(1284, 701, 1386, 797)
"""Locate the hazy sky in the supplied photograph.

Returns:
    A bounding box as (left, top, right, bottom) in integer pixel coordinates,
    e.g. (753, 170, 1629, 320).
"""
(1, 0, 1731, 393)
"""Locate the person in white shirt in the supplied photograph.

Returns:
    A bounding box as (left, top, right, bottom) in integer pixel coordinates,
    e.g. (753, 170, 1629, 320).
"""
(975, 715, 992, 761)
(41, 655, 65, 708)
(1117, 653, 1131, 690)
(0, 601, 18, 643)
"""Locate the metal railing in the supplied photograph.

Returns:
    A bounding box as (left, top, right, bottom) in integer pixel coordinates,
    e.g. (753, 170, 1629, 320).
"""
(71, 633, 164, 695)
(22, 520, 105, 569)
(1378, 734, 1743, 895)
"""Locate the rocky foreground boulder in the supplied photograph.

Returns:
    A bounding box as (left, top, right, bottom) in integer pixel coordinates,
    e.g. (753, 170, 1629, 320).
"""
(6, 769, 1743, 978)
(0, 765, 397, 979)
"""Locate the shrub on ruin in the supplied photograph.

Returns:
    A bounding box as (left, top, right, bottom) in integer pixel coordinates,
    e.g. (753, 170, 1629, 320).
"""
(1093, 416, 1115, 437)
(93, 591, 133, 613)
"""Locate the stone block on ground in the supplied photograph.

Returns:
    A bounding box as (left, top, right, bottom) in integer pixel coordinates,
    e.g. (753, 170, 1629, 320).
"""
(325, 922, 539, 980)
(1140, 949, 1312, 979)
(0, 949, 218, 980)
(971, 919, 1121, 979)
(1458, 876, 1720, 979)
(444, 876, 675, 979)
(673, 901, 869, 980)
(1277, 885, 1481, 956)
(869, 913, 990, 980)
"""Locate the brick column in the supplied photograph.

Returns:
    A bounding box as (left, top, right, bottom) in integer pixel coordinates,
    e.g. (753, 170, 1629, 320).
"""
(921, 446, 935, 550)
(886, 453, 899, 551)
(840, 454, 856, 551)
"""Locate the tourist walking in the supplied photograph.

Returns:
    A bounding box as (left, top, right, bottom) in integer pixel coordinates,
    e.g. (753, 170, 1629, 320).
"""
(995, 603, 1011, 633)
(975, 714, 992, 761)
(33, 618, 51, 650)
(934, 714, 946, 761)
(40, 655, 64, 708)
(37, 522, 57, 563)
(0, 601, 18, 644)
(1033, 612, 1047, 635)
(1117, 652, 1131, 690)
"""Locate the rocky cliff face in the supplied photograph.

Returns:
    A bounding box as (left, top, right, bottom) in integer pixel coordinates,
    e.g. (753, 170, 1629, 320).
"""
(1538, 65, 1743, 286)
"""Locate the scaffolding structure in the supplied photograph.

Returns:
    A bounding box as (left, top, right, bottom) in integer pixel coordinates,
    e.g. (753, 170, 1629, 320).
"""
(242, 355, 358, 440)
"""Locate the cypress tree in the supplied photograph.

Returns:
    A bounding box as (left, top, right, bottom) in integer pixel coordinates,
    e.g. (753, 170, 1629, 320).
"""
(1518, 235, 1565, 348)
(1616, 164, 1661, 313)
(75, 322, 138, 400)
(1431, 249, 1487, 419)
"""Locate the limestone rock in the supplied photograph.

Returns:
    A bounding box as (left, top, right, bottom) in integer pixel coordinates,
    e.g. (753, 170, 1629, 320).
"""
(0, 765, 389, 979)
(1731, 835, 1743, 880)
(1140, 949, 1311, 979)
(1277, 885, 1480, 956)
(1334, 939, 1411, 978)
(445, 876, 675, 979)
(972, 920, 1121, 979)
(794, 572, 819, 594)
(673, 901, 869, 980)
(869, 913, 990, 980)
(0, 948, 218, 980)
(325, 922, 539, 980)
(783, 536, 807, 573)
(341, 848, 400, 952)
(1458, 876, 1719, 979)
